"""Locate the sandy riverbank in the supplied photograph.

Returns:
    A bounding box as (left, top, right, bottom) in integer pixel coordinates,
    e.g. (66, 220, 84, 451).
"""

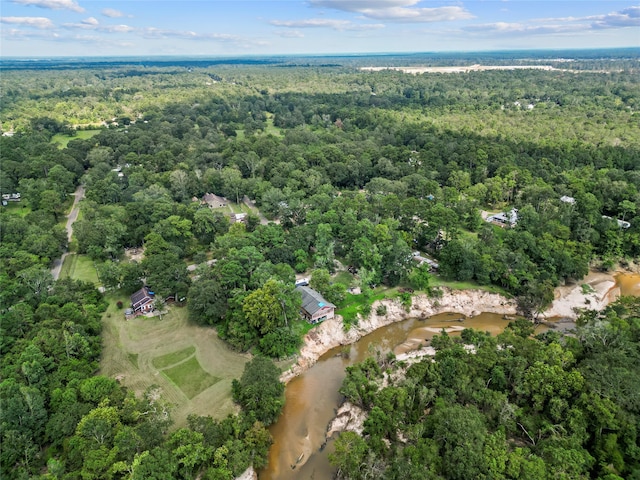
(544, 270, 619, 320)
(281, 269, 626, 384)
(281, 288, 516, 383)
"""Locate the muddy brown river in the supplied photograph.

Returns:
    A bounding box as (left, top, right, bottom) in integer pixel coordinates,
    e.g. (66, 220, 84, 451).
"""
(260, 273, 640, 479)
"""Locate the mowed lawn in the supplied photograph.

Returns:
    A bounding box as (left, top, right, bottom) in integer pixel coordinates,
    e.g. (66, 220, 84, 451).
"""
(100, 296, 250, 427)
(162, 357, 221, 400)
(60, 254, 100, 285)
(51, 129, 101, 149)
(2, 202, 31, 217)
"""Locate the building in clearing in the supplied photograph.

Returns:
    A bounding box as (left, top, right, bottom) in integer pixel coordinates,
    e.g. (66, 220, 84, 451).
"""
(487, 208, 518, 227)
(131, 286, 155, 313)
(296, 285, 335, 324)
(201, 193, 227, 209)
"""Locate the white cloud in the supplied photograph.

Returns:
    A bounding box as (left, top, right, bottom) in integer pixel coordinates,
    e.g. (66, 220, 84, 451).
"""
(590, 6, 640, 29)
(465, 6, 640, 37)
(309, 0, 473, 23)
(1, 16, 54, 28)
(1, 27, 59, 40)
(12, 0, 84, 13)
(361, 6, 473, 22)
(101, 8, 127, 19)
(103, 24, 135, 33)
(140, 27, 251, 44)
(270, 18, 384, 30)
(466, 22, 580, 35)
(275, 30, 305, 38)
(62, 20, 135, 33)
(311, 0, 418, 12)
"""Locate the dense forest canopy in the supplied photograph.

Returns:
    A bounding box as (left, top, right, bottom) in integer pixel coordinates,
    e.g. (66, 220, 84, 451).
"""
(331, 298, 640, 479)
(1, 50, 639, 478)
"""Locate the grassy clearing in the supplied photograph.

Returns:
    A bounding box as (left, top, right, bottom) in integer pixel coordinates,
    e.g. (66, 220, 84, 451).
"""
(332, 271, 355, 287)
(100, 294, 250, 428)
(336, 291, 389, 326)
(51, 129, 101, 149)
(60, 254, 100, 285)
(152, 346, 196, 369)
(162, 356, 221, 400)
(60, 254, 100, 284)
(226, 202, 244, 214)
(236, 115, 282, 139)
(429, 276, 510, 296)
(127, 353, 139, 368)
(2, 202, 31, 217)
(291, 318, 317, 338)
(264, 115, 282, 136)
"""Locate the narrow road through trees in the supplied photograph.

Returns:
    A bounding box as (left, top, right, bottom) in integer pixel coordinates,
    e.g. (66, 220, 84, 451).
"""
(51, 185, 84, 280)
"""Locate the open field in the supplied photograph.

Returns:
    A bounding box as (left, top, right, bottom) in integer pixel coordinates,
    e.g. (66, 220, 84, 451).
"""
(264, 114, 282, 136)
(162, 357, 221, 400)
(100, 296, 251, 427)
(2, 202, 31, 217)
(51, 129, 101, 149)
(153, 346, 196, 369)
(59, 254, 100, 285)
(236, 113, 282, 139)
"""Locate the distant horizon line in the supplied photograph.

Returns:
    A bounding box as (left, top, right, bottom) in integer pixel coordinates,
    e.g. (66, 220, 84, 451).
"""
(2, 46, 639, 61)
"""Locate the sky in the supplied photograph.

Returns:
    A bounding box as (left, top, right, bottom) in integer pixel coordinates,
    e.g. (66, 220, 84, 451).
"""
(1, 0, 639, 57)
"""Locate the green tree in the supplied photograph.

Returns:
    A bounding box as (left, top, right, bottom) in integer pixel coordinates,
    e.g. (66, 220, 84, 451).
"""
(313, 223, 335, 271)
(188, 278, 228, 326)
(231, 356, 284, 425)
(242, 278, 301, 335)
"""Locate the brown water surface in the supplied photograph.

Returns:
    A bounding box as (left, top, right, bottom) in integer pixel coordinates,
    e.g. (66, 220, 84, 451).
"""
(615, 272, 640, 297)
(261, 273, 640, 479)
(260, 312, 523, 479)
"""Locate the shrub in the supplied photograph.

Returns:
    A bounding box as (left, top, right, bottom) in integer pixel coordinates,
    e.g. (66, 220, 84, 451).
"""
(376, 305, 387, 316)
(399, 292, 412, 312)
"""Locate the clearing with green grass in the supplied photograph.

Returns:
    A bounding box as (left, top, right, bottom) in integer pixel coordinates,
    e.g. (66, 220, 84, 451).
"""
(162, 357, 221, 400)
(100, 295, 251, 427)
(51, 129, 101, 149)
(152, 346, 196, 370)
(2, 202, 31, 217)
(59, 254, 100, 285)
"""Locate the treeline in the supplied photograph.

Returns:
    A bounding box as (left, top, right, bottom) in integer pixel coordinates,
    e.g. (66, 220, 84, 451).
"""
(331, 298, 640, 479)
(2, 62, 638, 341)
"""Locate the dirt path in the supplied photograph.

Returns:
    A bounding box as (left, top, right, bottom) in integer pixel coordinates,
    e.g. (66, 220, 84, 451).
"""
(242, 195, 276, 225)
(51, 185, 84, 280)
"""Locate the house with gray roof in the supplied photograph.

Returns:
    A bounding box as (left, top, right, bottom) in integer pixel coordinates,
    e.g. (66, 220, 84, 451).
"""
(295, 285, 335, 324)
(131, 286, 155, 313)
(487, 208, 518, 227)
